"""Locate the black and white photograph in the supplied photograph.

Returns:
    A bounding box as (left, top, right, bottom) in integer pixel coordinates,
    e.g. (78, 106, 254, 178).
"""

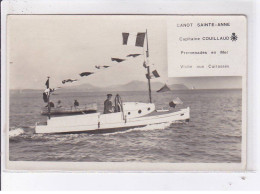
(6, 15, 246, 170)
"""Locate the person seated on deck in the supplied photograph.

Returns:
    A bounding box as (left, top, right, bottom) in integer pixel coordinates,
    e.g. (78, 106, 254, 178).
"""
(57, 100, 62, 108)
(50, 102, 55, 108)
(45, 101, 55, 108)
(104, 94, 113, 114)
(74, 100, 79, 109)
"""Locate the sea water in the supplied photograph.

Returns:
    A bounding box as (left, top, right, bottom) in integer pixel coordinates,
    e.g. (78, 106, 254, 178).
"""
(8, 89, 242, 162)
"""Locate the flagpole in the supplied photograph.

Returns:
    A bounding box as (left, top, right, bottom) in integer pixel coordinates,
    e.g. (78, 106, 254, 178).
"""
(146, 29, 152, 103)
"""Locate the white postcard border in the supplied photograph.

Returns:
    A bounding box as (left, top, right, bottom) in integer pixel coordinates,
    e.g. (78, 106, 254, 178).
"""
(1, 0, 258, 190)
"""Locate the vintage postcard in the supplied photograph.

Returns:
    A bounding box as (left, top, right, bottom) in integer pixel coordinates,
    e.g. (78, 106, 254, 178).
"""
(4, 15, 247, 171)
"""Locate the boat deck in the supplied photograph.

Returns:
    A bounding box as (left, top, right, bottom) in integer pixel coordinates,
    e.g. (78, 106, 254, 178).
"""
(41, 104, 97, 116)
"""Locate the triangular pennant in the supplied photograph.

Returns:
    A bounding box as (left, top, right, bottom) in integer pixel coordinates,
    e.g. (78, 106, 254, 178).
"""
(127, 54, 141, 58)
(79, 72, 94, 77)
(111, 58, 125, 63)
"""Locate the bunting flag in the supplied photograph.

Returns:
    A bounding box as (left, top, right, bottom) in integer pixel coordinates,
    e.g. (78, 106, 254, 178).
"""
(62, 79, 78, 84)
(45, 78, 49, 89)
(169, 97, 183, 108)
(127, 54, 141, 58)
(43, 92, 48, 103)
(143, 61, 147, 68)
(146, 70, 160, 79)
(152, 70, 160, 78)
(143, 61, 153, 68)
(111, 58, 125, 63)
(52, 87, 61, 91)
(79, 72, 94, 77)
(122, 32, 146, 47)
(172, 97, 183, 105)
(49, 88, 60, 92)
(42, 87, 52, 103)
(95, 65, 110, 69)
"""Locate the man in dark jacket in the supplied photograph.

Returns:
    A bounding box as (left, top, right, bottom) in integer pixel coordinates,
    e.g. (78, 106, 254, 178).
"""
(74, 100, 79, 107)
(104, 94, 113, 114)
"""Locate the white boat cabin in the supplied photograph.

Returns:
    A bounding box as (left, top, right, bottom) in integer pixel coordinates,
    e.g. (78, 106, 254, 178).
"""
(122, 102, 155, 119)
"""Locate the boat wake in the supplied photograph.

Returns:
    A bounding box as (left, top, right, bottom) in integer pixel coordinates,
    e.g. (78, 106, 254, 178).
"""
(9, 128, 25, 137)
(102, 122, 172, 136)
(9, 126, 35, 138)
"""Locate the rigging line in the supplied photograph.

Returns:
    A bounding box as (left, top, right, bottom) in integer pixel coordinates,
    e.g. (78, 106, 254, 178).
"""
(51, 60, 128, 90)
(50, 53, 143, 90)
(52, 65, 113, 89)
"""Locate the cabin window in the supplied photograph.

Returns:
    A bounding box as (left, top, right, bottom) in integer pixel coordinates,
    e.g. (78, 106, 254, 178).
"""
(138, 110, 142, 114)
(128, 112, 131, 115)
(147, 107, 151, 111)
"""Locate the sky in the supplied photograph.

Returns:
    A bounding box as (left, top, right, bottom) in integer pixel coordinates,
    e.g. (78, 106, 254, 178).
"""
(8, 15, 241, 90)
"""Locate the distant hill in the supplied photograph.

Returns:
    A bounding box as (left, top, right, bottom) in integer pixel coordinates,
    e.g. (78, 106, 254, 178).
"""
(66, 83, 103, 92)
(169, 83, 189, 90)
(157, 83, 189, 92)
(10, 89, 42, 94)
(11, 81, 190, 92)
(106, 81, 164, 91)
(62, 81, 165, 92)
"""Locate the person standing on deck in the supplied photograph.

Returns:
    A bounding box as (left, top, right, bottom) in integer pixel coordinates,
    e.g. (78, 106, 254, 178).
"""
(74, 100, 79, 109)
(104, 94, 113, 114)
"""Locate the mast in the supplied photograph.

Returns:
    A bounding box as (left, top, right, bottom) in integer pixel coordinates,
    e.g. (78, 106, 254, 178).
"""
(47, 76, 51, 119)
(146, 29, 152, 103)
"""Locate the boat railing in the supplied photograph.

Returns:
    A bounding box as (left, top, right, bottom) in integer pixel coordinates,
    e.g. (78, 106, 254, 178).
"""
(41, 103, 97, 113)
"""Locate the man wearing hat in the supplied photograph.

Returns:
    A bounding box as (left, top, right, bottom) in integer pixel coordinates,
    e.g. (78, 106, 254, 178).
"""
(104, 94, 113, 114)
(74, 100, 79, 108)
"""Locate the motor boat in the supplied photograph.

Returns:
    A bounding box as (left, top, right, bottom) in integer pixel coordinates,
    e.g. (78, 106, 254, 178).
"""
(35, 102, 190, 134)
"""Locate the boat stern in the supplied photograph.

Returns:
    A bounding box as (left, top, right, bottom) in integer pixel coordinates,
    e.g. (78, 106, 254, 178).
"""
(172, 106, 190, 123)
(183, 106, 190, 122)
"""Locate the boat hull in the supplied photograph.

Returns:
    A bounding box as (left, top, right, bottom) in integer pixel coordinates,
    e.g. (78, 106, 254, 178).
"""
(44, 125, 148, 134)
(35, 107, 190, 134)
